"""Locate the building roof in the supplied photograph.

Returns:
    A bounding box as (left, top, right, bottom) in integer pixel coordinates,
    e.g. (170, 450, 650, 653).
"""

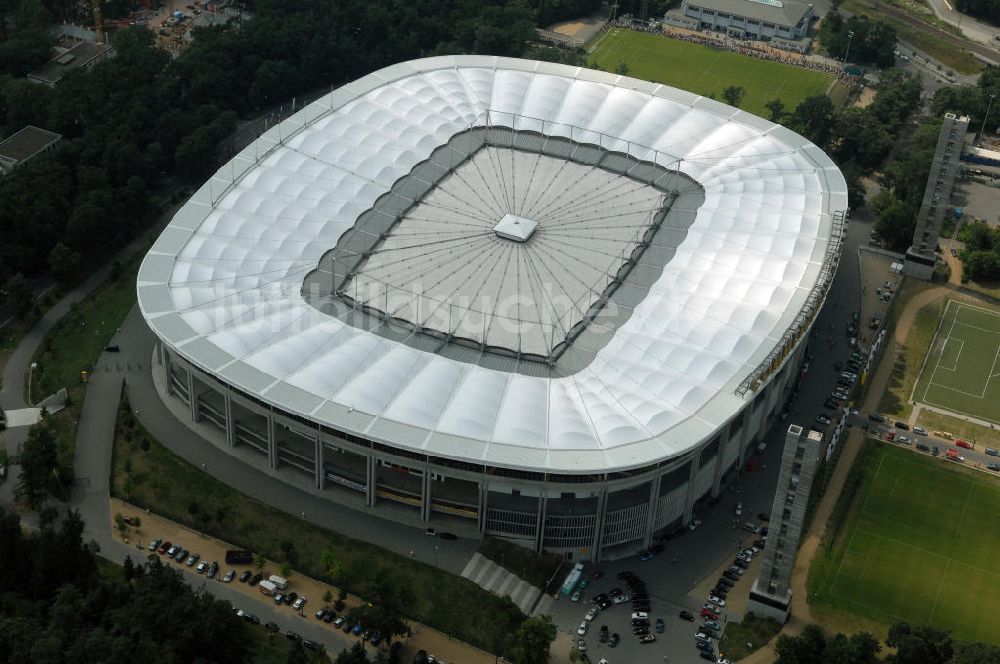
(28, 41, 112, 85)
(0, 125, 62, 169)
(686, 0, 813, 27)
(138, 56, 847, 474)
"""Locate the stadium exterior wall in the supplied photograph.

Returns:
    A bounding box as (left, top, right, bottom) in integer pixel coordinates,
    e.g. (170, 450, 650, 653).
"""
(152, 335, 809, 561)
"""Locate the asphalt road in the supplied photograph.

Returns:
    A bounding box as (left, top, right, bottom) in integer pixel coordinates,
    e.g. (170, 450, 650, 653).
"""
(867, 420, 1000, 470)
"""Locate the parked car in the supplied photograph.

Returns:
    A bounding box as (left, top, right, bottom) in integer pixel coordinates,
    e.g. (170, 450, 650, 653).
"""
(679, 610, 695, 622)
(302, 640, 319, 651)
(185, 553, 200, 567)
(174, 549, 188, 563)
(608, 633, 620, 647)
(292, 596, 307, 610)
(334, 617, 346, 628)
(816, 414, 831, 425)
(987, 463, 1000, 471)
(688, 518, 702, 531)
(370, 631, 383, 646)
(148, 539, 162, 552)
(655, 618, 665, 633)
(916, 443, 930, 452)
(576, 639, 586, 653)
(585, 607, 598, 622)
(285, 631, 301, 642)
(196, 560, 208, 574)
(599, 625, 608, 643)
(439, 532, 458, 540)
(708, 594, 726, 607)
(323, 612, 336, 623)
(704, 619, 720, 630)
(264, 622, 280, 633)
(352, 622, 363, 635)
(571, 590, 582, 602)
(166, 544, 180, 557)
(239, 570, 252, 582)
(639, 634, 656, 643)
(223, 569, 235, 582)
(638, 550, 654, 561)
(913, 426, 928, 435)
(206, 562, 219, 579)
(158, 541, 172, 554)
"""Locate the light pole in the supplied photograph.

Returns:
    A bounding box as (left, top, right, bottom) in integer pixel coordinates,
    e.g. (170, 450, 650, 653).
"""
(843, 30, 855, 67)
(434, 546, 439, 568)
(978, 93, 996, 146)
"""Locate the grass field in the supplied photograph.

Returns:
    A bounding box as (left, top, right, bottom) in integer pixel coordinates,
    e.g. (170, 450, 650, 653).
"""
(588, 29, 835, 118)
(809, 443, 1000, 644)
(914, 300, 1000, 425)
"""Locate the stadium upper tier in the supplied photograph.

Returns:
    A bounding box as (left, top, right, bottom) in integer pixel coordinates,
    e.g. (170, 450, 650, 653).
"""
(138, 56, 847, 474)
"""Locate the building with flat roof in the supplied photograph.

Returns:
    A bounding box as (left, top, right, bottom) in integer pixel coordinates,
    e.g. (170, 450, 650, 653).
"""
(140, 56, 846, 561)
(0, 125, 62, 175)
(28, 40, 113, 87)
(905, 112, 969, 280)
(748, 423, 821, 621)
(672, 0, 814, 49)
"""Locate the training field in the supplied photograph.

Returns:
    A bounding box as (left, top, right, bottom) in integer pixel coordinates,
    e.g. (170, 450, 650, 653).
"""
(914, 299, 1000, 425)
(588, 29, 834, 118)
(813, 444, 1000, 644)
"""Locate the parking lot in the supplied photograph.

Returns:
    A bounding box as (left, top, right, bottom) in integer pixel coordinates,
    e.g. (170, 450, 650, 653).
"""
(108, 498, 495, 664)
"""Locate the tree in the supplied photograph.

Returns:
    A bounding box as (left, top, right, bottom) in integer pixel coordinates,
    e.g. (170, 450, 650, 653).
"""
(335, 642, 371, 664)
(344, 567, 413, 644)
(874, 196, 916, 252)
(48, 242, 83, 288)
(279, 561, 292, 579)
(885, 622, 953, 664)
(765, 98, 786, 122)
(722, 85, 745, 108)
(511, 614, 553, 664)
(2, 273, 33, 319)
(788, 95, 836, 147)
(16, 420, 58, 509)
(256, 553, 267, 572)
(775, 624, 828, 664)
(323, 589, 334, 607)
(286, 640, 309, 664)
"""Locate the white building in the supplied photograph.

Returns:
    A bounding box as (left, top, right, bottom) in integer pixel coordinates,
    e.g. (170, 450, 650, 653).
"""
(139, 56, 846, 561)
(680, 0, 814, 42)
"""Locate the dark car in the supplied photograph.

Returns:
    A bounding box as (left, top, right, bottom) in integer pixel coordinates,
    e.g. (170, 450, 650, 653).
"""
(655, 618, 665, 633)
(593, 593, 609, 604)
(324, 612, 336, 623)
(371, 631, 383, 646)
(717, 577, 733, 589)
(597, 599, 612, 610)
(599, 626, 608, 643)
(439, 532, 458, 540)
(609, 633, 620, 647)
(700, 652, 718, 661)
(249, 573, 263, 586)
(679, 610, 695, 622)
(633, 626, 649, 635)
(302, 640, 319, 651)
(206, 561, 219, 579)
(174, 549, 188, 563)
(285, 631, 301, 642)
(916, 443, 930, 452)
(243, 613, 259, 625)
(283, 592, 296, 605)
(239, 570, 252, 582)
(987, 463, 1000, 471)
(650, 543, 665, 554)
(696, 640, 714, 653)
(315, 609, 327, 620)
(264, 622, 280, 632)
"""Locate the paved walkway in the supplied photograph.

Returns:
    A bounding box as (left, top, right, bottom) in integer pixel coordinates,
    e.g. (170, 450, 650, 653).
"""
(460, 553, 543, 615)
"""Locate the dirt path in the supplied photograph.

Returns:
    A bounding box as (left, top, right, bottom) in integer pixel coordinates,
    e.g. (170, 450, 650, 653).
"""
(739, 283, 954, 663)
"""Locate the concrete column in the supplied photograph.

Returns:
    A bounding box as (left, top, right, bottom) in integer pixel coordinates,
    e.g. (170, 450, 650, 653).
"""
(365, 452, 377, 507)
(642, 475, 661, 548)
(478, 480, 489, 534)
(267, 414, 278, 470)
(534, 491, 547, 553)
(187, 370, 198, 422)
(591, 488, 608, 562)
(682, 452, 701, 523)
(164, 350, 173, 396)
(223, 391, 235, 448)
(314, 433, 324, 490)
(420, 466, 431, 523)
(712, 424, 734, 496)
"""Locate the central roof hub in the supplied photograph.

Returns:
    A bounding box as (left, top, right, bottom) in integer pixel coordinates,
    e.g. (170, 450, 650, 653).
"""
(493, 213, 538, 242)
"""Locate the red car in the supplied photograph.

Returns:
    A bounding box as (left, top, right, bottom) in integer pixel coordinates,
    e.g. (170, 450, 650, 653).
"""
(158, 540, 171, 554)
(955, 439, 973, 450)
(700, 608, 719, 620)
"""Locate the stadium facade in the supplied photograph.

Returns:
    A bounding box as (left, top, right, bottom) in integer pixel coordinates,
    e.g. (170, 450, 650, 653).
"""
(139, 56, 847, 561)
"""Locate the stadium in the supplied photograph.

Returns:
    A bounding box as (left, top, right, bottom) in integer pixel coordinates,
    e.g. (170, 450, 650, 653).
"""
(138, 56, 847, 561)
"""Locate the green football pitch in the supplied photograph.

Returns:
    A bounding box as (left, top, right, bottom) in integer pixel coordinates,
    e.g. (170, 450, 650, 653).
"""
(588, 29, 835, 118)
(914, 299, 1000, 425)
(812, 443, 1000, 644)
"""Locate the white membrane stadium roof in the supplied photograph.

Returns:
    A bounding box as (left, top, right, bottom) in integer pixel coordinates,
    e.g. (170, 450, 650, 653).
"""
(138, 56, 847, 474)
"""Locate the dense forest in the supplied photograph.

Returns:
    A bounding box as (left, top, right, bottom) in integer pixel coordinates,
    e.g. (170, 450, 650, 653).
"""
(0, 507, 252, 663)
(819, 11, 897, 69)
(0, 0, 595, 303)
(956, 0, 1000, 26)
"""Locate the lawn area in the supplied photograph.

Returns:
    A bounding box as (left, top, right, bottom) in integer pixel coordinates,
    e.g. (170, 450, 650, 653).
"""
(31, 255, 142, 403)
(478, 536, 566, 591)
(808, 443, 1000, 645)
(718, 614, 782, 661)
(877, 286, 945, 419)
(588, 29, 834, 118)
(111, 398, 525, 656)
(913, 299, 1000, 425)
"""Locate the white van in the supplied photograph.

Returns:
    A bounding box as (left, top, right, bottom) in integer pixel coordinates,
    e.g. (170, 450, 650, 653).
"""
(756, 442, 767, 454)
(268, 575, 289, 590)
(258, 579, 277, 596)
